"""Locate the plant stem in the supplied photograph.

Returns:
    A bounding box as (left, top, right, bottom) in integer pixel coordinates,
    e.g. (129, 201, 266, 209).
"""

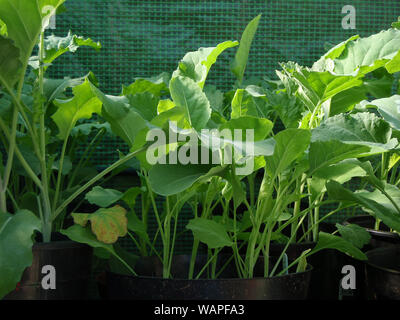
(54, 146, 147, 219)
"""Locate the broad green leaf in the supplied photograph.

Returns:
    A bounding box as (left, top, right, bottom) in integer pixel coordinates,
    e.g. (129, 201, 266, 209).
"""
(326, 180, 400, 232)
(85, 186, 123, 208)
(72, 205, 128, 244)
(329, 86, 367, 116)
(312, 158, 366, 184)
(0, 36, 21, 88)
(186, 218, 233, 249)
(312, 35, 359, 71)
(52, 79, 102, 140)
(29, 31, 101, 69)
(0, 0, 65, 67)
(89, 82, 147, 147)
(265, 129, 311, 177)
(169, 76, 211, 131)
(230, 87, 270, 119)
(61, 224, 115, 252)
(363, 72, 395, 99)
(0, 210, 41, 299)
(157, 99, 175, 114)
(310, 232, 367, 261)
(231, 89, 257, 118)
(43, 76, 86, 103)
(231, 14, 261, 83)
(148, 163, 223, 196)
(204, 85, 224, 114)
(309, 140, 370, 175)
(336, 223, 371, 249)
(333, 29, 400, 75)
(288, 66, 363, 112)
(126, 92, 159, 121)
(367, 95, 400, 131)
(172, 41, 238, 88)
(219, 116, 273, 141)
(311, 112, 396, 155)
(123, 72, 169, 97)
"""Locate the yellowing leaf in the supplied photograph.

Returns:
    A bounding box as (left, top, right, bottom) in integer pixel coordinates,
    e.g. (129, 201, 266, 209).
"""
(72, 205, 128, 244)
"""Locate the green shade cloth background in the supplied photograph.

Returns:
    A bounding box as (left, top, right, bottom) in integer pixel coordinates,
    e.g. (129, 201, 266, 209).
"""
(47, 1, 399, 251)
(50, 0, 400, 166)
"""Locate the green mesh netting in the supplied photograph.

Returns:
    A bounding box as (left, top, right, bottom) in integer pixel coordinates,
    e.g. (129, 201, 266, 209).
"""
(50, 0, 400, 166)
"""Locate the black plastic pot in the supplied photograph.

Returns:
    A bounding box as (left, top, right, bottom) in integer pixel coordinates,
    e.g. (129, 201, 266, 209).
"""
(345, 215, 400, 249)
(338, 216, 400, 300)
(106, 254, 312, 300)
(269, 241, 349, 300)
(3, 233, 93, 300)
(364, 246, 400, 300)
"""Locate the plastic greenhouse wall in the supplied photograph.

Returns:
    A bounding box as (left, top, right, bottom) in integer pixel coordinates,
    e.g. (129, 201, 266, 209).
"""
(47, 0, 400, 251)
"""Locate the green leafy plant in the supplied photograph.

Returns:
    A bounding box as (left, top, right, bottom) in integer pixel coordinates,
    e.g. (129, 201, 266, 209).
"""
(0, 0, 150, 298)
(63, 16, 374, 283)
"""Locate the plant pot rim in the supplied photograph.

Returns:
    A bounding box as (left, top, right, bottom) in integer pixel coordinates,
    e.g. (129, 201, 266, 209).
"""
(365, 246, 400, 275)
(344, 215, 400, 240)
(32, 239, 90, 250)
(108, 258, 313, 282)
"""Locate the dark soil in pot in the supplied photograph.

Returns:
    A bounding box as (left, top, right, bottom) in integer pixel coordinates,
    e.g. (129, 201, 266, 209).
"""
(344, 215, 400, 249)
(106, 254, 312, 300)
(3, 232, 93, 300)
(365, 245, 400, 300)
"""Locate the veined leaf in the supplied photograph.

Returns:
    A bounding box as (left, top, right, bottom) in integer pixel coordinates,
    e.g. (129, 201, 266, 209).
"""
(29, 31, 101, 69)
(333, 28, 400, 75)
(0, 0, 65, 68)
(0, 36, 21, 88)
(89, 82, 147, 147)
(231, 14, 261, 84)
(122, 72, 169, 97)
(326, 180, 400, 233)
(311, 112, 397, 155)
(309, 140, 370, 175)
(310, 232, 367, 261)
(72, 205, 128, 244)
(85, 186, 123, 208)
(219, 116, 273, 141)
(265, 129, 311, 177)
(367, 95, 400, 131)
(148, 163, 223, 197)
(172, 41, 238, 89)
(186, 218, 233, 249)
(52, 79, 102, 140)
(169, 76, 211, 131)
(336, 223, 371, 249)
(0, 210, 41, 299)
(230, 87, 271, 119)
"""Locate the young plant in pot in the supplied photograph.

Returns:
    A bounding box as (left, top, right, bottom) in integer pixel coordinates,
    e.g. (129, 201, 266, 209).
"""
(63, 46, 374, 305)
(0, 0, 148, 300)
